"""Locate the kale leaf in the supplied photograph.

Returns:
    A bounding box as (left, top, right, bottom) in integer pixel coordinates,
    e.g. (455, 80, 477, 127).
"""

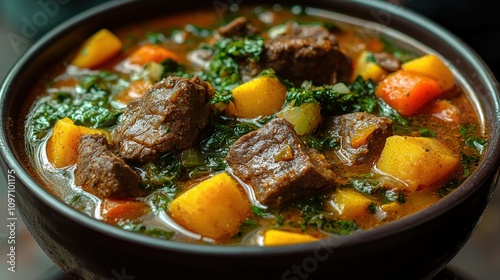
(201, 35, 265, 104)
(29, 72, 122, 140)
(285, 76, 378, 114)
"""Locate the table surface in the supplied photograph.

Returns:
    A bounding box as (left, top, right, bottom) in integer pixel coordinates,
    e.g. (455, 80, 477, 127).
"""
(0, 1, 499, 279)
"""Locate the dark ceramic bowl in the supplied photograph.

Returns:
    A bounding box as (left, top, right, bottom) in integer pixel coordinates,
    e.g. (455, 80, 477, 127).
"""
(1, 1, 499, 279)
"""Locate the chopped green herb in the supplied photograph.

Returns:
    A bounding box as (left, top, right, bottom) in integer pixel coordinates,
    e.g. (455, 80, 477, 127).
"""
(286, 77, 378, 115)
(368, 203, 377, 214)
(202, 35, 264, 104)
(119, 222, 175, 239)
(141, 153, 181, 190)
(383, 189, 406, 204)
(252, 205, 266, 218)
(308, 215, 360, 235)
(419, 127, 437, 138)
(301, 134, 339, 151)
(144, 31, 168, 44)
(29, 72, 122, 140)
(380, 37, 418, 63)
(460, 124, 487, 154)
(377, 99, 411, 135)
(349, 175, 383, 195)
(151, 187, 179, 211)
(438, 179, 463, 197)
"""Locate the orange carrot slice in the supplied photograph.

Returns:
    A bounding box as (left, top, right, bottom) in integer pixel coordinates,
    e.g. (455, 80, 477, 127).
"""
(376, 69, 443, 116)
(128, 44, 180, 65)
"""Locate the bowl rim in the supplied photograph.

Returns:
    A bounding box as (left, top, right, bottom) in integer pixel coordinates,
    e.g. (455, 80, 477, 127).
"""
(1, 0, 500, 256)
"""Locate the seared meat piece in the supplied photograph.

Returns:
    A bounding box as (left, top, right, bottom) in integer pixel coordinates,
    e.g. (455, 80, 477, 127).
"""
(264, 24, 351, 85)
(113, 76, 213, 162)
(217, 16, 260, 38)
(75, 134, 144, 199)
(374, 52, 401, 72)
(322, 113, 393, 165)
(226, 117, 338, 207)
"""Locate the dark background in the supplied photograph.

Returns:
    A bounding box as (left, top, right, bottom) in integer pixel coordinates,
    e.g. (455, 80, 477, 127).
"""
(0, 0, 499, 279)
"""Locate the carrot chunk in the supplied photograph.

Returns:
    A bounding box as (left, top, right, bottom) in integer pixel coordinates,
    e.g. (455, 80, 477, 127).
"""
(422, 100, 460, 123)
(128, 44, 180, 65)
(103, 200, 150, 224)
(375, 69, 443, 116)
(71, 29, 122, 69)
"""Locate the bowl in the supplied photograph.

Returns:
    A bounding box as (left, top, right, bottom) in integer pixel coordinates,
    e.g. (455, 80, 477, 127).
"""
(1, 0, 499, 279)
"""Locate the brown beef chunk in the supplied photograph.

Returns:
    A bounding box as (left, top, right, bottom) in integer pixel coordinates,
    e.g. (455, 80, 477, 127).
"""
(112, 76, 213, 162)
(216, 16, 260, 38)
(321, 113, 393, 165)
(75, 134, 144, 199)
(374, 52, 401, 72)
(226, 117, 338, 207)
(263, 24, 351, 86)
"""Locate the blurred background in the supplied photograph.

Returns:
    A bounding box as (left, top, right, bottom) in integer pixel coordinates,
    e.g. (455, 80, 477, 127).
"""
(0, 0, 499, 279)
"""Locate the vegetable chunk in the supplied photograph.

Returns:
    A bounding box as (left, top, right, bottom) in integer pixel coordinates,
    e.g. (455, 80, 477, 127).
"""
(376, 136, 460, 192)
(401, 54, 455, 91)
(375, 69, 443, 116)
(128, 44, 180, 65)
(330, 188, 373, 220)
(225, 75, 287, 118)
(168, 172, 251, 240)
(46, 117, 105, 168)
(277, 102, 321, 135)
(71, 29, 122, 69)
(352, 50, 387, 82)
(103, 200, 150, 224)
(263, 229, 318, 246)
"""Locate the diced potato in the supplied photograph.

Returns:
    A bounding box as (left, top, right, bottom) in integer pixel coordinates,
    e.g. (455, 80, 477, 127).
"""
(225, 75, 287, 118)
(71, 29, 122, 69)
(46, 118, 106, 168)
(329, 188, 373, 220)
(401, 54, 455, 91)
(277, 102, 321, 135)
(376, 136, 460, 192)
(168, 172, 251, 240)
(263, 229, 318, 246)
(352, 51, 387, 82)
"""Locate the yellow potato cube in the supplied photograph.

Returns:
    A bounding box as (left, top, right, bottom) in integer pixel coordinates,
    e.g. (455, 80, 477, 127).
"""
(401, 54, 455, 91)
(329, 188, 373, 220)
(46, 118, 105, 168)
(168, 172, 251, 240)
(263, 229, 318, 246)
(225, 75, 287, 118)
(376, 136, 460, 192)
(72, 28, 122, 69)
(352, 51, 387, 82)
